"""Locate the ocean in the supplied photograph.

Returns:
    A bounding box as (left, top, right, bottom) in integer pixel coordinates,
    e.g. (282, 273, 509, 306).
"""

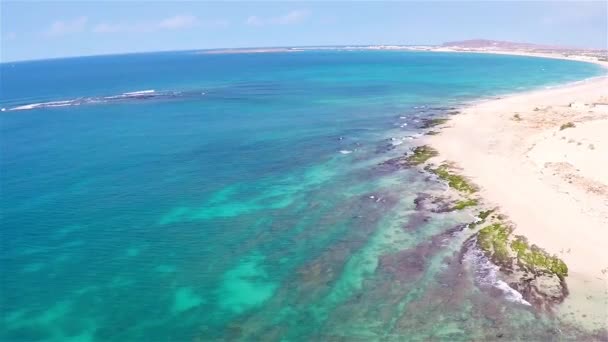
(0, 50, 604, 341)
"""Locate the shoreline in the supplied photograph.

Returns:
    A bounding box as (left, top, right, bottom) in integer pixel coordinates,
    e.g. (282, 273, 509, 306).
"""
(424, 51, 608, 331)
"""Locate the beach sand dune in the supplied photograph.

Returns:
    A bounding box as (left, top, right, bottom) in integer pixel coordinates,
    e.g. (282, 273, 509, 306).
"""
(428, 68, 608, 330)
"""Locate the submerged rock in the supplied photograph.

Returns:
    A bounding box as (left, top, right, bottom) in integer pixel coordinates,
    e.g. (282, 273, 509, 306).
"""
(375, 143, 396, 154)
(428, 106, 457, 111)
(414, 193, 453, 213)
(378, 154, 411, 170)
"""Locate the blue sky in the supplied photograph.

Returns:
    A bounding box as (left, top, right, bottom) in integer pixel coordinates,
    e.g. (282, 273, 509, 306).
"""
(1, 1, 606, 62)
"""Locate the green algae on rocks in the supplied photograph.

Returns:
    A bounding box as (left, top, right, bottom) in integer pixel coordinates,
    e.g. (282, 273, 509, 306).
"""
(427, 164, 477, 194)
(421, 118, 449, 128)
(406, 145, 438, 165)
(472, 221, 570, 310)
(510, 236, 568, 278)
(468, 209, 494, 229)
(477, 209, 493, 221)
(477, 223, 513, 263)
(476, 223, 568, 279)
(451, 198, 478, 210)
(378, 145, 439, 170)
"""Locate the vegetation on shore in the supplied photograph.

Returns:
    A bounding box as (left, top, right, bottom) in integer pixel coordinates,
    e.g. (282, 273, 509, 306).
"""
(560, 122, 576, 130)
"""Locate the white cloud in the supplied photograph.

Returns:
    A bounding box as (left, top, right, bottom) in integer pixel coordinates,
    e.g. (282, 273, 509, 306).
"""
(201, 19, 230, 29)
(158, 15, 198, 30)
(44, 14, 226, 37)
(246, 16, 264, 27)
(246, 10, 311, 27)
(276, 10, 310, 25)
(92, 23, 125, 34)
(93, 15, 226, 34)
(45, 16, 88, 37)
(92, 22, 154, 34)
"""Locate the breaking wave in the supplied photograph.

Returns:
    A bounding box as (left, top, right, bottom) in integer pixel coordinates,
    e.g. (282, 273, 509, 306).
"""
(3, 89, 207, 112)
(463, 239, 531, 306)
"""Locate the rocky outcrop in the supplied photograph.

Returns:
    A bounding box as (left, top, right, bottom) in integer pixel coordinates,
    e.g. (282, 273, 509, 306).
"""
(414, 193, 479, 213)
(378, 145, 438, 170)
(474, 222, 569, 310)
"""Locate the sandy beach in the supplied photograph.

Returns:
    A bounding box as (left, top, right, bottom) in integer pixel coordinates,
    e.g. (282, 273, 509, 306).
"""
(427, 54, 608, 330)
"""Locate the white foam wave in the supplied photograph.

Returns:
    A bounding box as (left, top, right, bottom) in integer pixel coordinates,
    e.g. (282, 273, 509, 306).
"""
(123, 89, 155, 95)
(464, 241, 531, 306)
(389, 137, 406, 146)
(339, 150, 353, 154)
(10, 100, 76, 111)
(104, 89, 156, 100)
(5, 89, 204, 112)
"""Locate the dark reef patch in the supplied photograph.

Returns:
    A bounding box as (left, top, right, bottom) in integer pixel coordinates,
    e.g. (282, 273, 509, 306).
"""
(216, 191, 404, 340)
(402, 212, 432, 231)
(381, 223, 468, 282)
(414, 192, 465, 213)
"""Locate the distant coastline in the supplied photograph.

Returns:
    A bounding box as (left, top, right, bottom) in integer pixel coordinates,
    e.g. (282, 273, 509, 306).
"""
(4, 39, 606, 64)
(195, 39, 607, 64)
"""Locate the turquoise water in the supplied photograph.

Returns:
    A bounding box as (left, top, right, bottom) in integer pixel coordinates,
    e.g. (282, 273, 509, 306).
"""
(0, 50, 604, 341)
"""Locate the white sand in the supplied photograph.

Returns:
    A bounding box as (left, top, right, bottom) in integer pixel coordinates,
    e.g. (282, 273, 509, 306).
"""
(427, 55, 608, 330)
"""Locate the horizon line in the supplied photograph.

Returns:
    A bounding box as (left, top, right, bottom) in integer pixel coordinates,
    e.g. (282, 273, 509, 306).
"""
(2, 41, 607, 64)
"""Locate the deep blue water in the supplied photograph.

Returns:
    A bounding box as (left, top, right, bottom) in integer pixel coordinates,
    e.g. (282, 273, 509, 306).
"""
(0, 50, 604, 341)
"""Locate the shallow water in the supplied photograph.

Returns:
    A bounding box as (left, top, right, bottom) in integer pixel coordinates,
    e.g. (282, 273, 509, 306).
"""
(1, 50, 605, 341)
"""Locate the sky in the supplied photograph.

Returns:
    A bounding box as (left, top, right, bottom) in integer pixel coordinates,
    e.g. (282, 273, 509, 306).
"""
(1, 1, 607, 62)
